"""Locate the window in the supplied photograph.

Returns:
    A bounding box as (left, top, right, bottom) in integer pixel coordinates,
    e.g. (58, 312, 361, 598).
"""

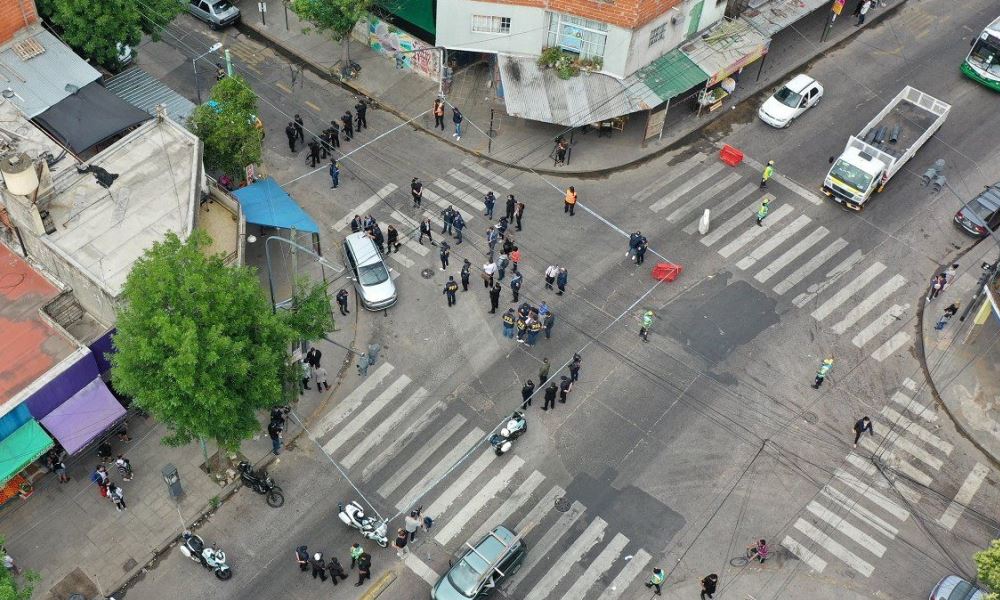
(648, 23, 666, 46)
(472, 15, 512, 34)
(546, 13, 608, 59)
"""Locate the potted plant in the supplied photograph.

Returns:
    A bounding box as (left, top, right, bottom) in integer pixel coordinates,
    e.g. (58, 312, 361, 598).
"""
(17, 481, 32, 499)
(537, 47, 563, 69)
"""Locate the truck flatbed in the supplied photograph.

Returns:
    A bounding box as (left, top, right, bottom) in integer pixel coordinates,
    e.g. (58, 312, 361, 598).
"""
(859, 99, 940, 159)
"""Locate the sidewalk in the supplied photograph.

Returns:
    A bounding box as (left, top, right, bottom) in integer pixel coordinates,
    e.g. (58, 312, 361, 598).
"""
(921, 240, 1000, 464)
(236, 0, 905, 175)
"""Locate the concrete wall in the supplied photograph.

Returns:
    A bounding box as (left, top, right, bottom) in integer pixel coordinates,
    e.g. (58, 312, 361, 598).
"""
(358, 14, 443, 81)
(623, 0, 727, 76)
(436, 0, 547, 56)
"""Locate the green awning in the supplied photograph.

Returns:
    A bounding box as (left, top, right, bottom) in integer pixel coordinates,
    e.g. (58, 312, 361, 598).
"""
(633, 49, 709, 103)
(379, 0, 435, 36)
(0, 420, 53, 484)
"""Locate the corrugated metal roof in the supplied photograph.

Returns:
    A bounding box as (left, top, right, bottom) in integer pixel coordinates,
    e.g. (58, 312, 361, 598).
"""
(681, 18, 771, 86)
(0, 27, 100, 117)
(630, 48, 709, 103)
(105, 67, 196, 124)
(742, 0, 828, 36)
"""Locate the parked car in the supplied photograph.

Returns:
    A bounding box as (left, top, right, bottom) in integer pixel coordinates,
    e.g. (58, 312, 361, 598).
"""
(342, 232, 396, 310)
(431, 526, 526, 600)
(929, 575, 986, 600)
(758, 74, 824, 128)
(954, 182, 1000, 238)
(186, 0, 240, 29)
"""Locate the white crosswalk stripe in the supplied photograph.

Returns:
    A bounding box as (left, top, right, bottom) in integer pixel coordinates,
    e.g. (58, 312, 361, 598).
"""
(700, 195, 773, 246)
(395, 428, 485, 510)
(683, 184, 757, 234)
(634, 155, 704, 202)
(810, 262, 886, 320)
(504, 501, 585, 595)
(890, 390, 937, 422)
(524, 518, 608, 600)
(793, 518, 874, 576)
(649, 164, 725, 212)
(852, 304, 908, 347)
(861, 439, 932, 488)
(468, 470, 546, 545)
(403, 553, 439, 585)
(598, 548, 651, 599)
(665, 172, 742, 223)
(878, 407, 953, 454)
(332, 184, 397, 231)
(938, 463, 990, 530)
(433, 176, 482, 211)
(388, 251, 415, 268)
(449, 168, 493, 195)
(322, 375, 411, 455)
(718, 204, 794, 258)
(311, 364, 393, 437)
(376, 415, 467, 493)
(792, 249, 865, 307)
(422, 187, 474, 222)
(736, 214, 811, 270)
(871, 332, 911, 362)
(362, 406, 456, 483)
(516, 485, 565, 532)
(831, 275, 907, 334)
(462, 159, 513, 188)
(865, 430, 943, 470)
(341, 388, 432, 468)
(559, 532, 629, 600)
(846, 452, 922, 503)
(424, 450, 495, 519)
(754, 226, 829, 283)
(820, 486, 899, 539)
(773, 238, 848, 295)
(781, 535, 829, 573)
(435, 456, 525, 545)
(903, 378, 918, 391)
(742, 153, 822, 205)
(833, 470, 909, 520)
(805, 500, 886, 557)
(388, 211, 432, 256)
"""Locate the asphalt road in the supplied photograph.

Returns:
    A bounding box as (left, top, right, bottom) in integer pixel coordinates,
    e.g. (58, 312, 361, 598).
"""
(122, 2, 1000, 598)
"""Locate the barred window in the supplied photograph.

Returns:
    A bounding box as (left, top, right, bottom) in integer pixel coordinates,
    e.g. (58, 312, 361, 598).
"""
(472, 15, 512, 34)
(649, 23, 666, 46)
(545, 12, 609, 59)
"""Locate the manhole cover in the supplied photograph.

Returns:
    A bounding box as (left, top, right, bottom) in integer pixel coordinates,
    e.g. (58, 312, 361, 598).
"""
(421, 268, 434, 279)
(801, 411, 818, 424)
(123, 557, 138, 571)
(554, 496, 570, 512)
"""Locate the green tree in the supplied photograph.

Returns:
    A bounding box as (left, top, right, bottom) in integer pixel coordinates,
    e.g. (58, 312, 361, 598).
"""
(0, 538, 38, 600)
(975, 540, 1000, 599)
(110, 231, 332, 462)
(188, 76, 263, 181)
(291, 0, 373, 64)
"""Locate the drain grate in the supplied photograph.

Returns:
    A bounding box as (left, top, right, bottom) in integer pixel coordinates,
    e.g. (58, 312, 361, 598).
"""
(421, 268, 434, 279)
(554, 495, 570, 513)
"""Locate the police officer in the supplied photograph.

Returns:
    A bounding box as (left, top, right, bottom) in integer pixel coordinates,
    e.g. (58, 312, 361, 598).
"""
(453, 213, 465, 244)
(559, 375, 573, 404)
(569, 353, 581, 382)
(311, 552, 328, 581)
(439, 241, 450, 271)
(510, 271, 523, 302)
(501, 308, 515, 338)
(489, 282, 502, 314)
(342, 111, 354, 140)
(542, 380, 558, 410)
(460, 259, 471, 291)
(326, 120, 341, 148)
(285, 122, 298, 153)
(441, 206, 455, 235)
(515, 314, 527, 343)
(293, 113, 305, 142)
(336, 289, 350, 315)
(354, 99, 368, 130)
(308, 137, 321, 167)
(521, 379, 535, 409)
(295, 545, 309, 572)
(526, 318, 542, 346)
(319, 130, 331, 158)
(443, 276, 458, 307)
(543, 311, 555, 339)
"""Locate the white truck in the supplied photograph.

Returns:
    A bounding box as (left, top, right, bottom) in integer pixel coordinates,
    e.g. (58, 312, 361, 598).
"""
(822, 86, 951, 211)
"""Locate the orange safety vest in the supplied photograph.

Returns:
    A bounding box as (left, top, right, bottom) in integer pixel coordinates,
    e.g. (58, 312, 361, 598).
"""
(565, 189, 577, 205)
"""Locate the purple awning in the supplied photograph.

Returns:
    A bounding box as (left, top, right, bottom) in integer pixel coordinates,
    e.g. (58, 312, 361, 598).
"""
(40, 377, 125, 455)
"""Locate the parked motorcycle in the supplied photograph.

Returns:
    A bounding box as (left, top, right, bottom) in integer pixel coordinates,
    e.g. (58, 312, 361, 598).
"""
(337, 500, 388, 548)
(237, 461, 284, 507)
(489, 411, 527, 456)
(179, 531, 232, 580)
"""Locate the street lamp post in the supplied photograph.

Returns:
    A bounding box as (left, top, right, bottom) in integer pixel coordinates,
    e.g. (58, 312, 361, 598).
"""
(262, 235, 343, 314)
(193, 42, 223, 104)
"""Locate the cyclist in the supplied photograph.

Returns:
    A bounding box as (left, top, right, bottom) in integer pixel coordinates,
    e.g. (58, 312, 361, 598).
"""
(746, 539, 769, 563)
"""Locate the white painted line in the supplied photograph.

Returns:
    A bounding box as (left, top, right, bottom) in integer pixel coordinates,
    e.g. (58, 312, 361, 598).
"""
(322, 375, 411, 455)
(665, 172, 742, 223)
(683, 183, 757, 234)
(462, 159, 513, 188)
(423, 450, 495, 519)
(649, 163, 725, 212)
(868, 430, 942, 470)
(559, 532, 629, 600)
(504, 501, 586, 595)
(831, 274, 907, 334)
(433, 176, 483, 210)
(310, 363, 393, 438)
(403, 552, 439, 585)
(468, 470, 546, 545)
(449, 168, 492, 195)
(741, 153, 823, 205)
(871, 332, 911, 362)
(780, 535, 828, 573)
(846, 453, 922, 504)
(810, 262, 887, 320)
(700, 195, 773, 246)
(793, 518, 874, 576)
(341, 387, 432, 468)
(890, 390, 937, 422)
(634, 154, 704, 202)
(332, 184, 397, 231)
(516, 485, 565, 533)
(852, 304, 908, 348)
(376, 415, 466, 494)
(821, 486, 898, 538)
(834, 469, 909, 520)
(806, 500, 886, 556)
(717, 204, 794, 258)
(938, 463, 990, 530)
(524, 518, 608, 600)
(773, 238, 848, 295)
(846, 452, 877, 477)
(736, 214, 811, 270)
(902, 378, 917, 391)
(435, 456, 525, 545)
(388, 251, 415, 268)
(361, 400, 446, 482)
(422, 187, 474, 222)
(792, 249, 865, 307)
(879, 407, 953, 454)
(395, 428, 485, 511)
(857, 439, 933, 488)
(597, 549, 652, 600)
(755, 226, 829, 283)
(388, 208, 421, 230)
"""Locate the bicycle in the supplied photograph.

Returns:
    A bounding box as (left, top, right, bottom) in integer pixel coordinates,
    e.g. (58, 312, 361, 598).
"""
(730, 542, 769, 567)
(339, 60, 361, 81)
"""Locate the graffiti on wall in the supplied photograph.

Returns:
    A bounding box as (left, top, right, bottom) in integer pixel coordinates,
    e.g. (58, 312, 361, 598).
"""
(364, 16, 440, 81)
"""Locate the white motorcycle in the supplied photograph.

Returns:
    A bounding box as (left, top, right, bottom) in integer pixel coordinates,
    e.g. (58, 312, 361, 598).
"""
(179, 531, 233, 580)
(489, 411, 527, 455)
(337, 500, 389, 548)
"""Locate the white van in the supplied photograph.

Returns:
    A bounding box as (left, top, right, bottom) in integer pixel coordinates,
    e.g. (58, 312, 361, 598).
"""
(342, 232, 396, 310)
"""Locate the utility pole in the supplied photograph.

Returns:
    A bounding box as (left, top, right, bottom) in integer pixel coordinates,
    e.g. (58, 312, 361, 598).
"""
(821, 0, 844, 42)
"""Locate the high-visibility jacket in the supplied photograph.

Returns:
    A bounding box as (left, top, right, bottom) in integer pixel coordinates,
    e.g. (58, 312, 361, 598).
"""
(757, 203, 769, 219)
(762, 165, 774, 181)
(565, 189, 577, 204)
(642, 314, 654, 329)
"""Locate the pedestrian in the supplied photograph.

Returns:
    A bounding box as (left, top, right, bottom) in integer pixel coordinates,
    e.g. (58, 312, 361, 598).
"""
(336, 288, 350, 315)
(510, 247, 521, 273)
(755, 198, 770, 226)
(405, 509, 422, 541)
(543, 310, 555, 339)
(439, 242, 451, 270)
(327, 120, 341, 148)
(349, 543, 363, 569)
(327, 556, 348, 584)
(556, 267, 568, 296)
(521, 380, 535, 408)
(115, 454, 133, 481)
(319, 130, 331, 158)
(701, 573, 718, 600)
(853, 416, 874, 448)
(545, 265, 558, 290)
(293, 113, 305, 142)
(461, 259, 471, 291)
(555, 138, 568, 166)
(510, 271, 522, 302)
(268, 418, 283, 455)
(91, 465, 109, 497)
(505, 194, 516, 221)
(812, 357, 833, 389)
(851, 0, 864, 16)
(329, 160, 340, 189)
(308, 138, 321, 167)
(489, 282, 502, 314)
(285, 122, 298, 153)
(295, 545, 310, 572)
(502, 308, 516, 338)
(394, 528, 408, 558)
(484, 191, 496, 219)
(215, 62, 226, 81)
(635, 236, 648, 265)
(559, 375, 573, 403)
(433, 98, 445, 131)
(354, 99, 368, 130)
(300, 360, 312, 392)
(539, 357, 551, 384)
(856, 0, 871, 25)
(569, 353, 581, 382)
(411, 178, 423, 208)
(442, 206, 455, 235)
(486, 228, 499, 257)
(526, 318, 542, 346)
(117, 425, 132, 442)
(452, 107, 463, 140)
(419, 218, 433, 245)
(943, 263, 960, 289)
(639, 310, 654, 342)
(515, 314, 528, 343)
(386, 225, 401, 253)
(515, 200, 525, 231)
(313, 366, 330, 391)
(97, 439, 113, 463)
(927, 273, 946, 302)
(645, 567, 665, 595)
(564, 186, 577, 215)
(108, 482, 126, 511)
(342, 111, 354, 140)
(483, 261, 497, 289)
(542, 380, 558, 410)
(497, 253, 509, 281)
(311, 552, 328, 581)
(628, 231, 642, 261)
(760, 160, 775, 188)
(453, 213, 465, 243)
(444, 276, 459, 307)
(355, 552, 372, 587)
(52, 455, 69, 483)
(306, 347, 322, 368)
(935, 301, 961, 330)
(350, 214, 363, 233)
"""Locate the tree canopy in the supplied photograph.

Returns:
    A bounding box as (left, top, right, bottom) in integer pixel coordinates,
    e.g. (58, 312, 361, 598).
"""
(0, 538, 37, 600)
(110, 231, 332, 453)
(976, 540, 1000, 599)
(291, 0, 372, 39)
(188, 76, 263, 181)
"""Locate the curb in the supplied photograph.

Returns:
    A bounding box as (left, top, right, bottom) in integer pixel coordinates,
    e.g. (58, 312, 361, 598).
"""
(359, 569, 397, 599)
(236, 2, 909, 179)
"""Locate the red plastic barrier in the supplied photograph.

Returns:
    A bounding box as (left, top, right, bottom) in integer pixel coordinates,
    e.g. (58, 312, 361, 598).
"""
(652, 263, 683, 282)
(719, 144, 744, 167)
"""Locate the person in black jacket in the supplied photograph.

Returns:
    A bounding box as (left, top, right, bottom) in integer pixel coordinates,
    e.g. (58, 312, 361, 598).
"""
(311, 553, 328, 580)
(354, 100, 368, 130)
(295, 546, 309, 572)
(542, 381, 558, 410)
(327, 556, 348, 585)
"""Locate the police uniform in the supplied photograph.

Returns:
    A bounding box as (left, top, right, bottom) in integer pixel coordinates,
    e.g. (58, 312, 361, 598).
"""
(501, 309, 515, 338)
(443, 278, 459, 306)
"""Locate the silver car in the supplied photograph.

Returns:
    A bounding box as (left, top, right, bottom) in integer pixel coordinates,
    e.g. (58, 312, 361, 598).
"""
(343, 232, 397, 310)
(187, 0, 240, 29)
(930, 575, 986, 600)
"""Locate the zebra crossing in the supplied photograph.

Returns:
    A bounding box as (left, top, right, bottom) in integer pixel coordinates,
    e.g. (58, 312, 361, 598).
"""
(780, 377, 964, 577)
(633, 151, 916, 361)
(310, 361, 652, 598)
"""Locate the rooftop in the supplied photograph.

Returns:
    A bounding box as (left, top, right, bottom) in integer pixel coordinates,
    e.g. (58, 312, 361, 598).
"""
(0, 26, 100, 117)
